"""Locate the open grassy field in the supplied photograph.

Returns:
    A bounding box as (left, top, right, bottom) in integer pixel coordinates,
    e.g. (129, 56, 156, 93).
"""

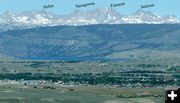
(0, 85, 165, 103)
(0, 60, 173, 74)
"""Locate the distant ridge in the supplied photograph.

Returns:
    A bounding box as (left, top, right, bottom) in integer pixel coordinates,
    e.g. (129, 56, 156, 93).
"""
(0, 7, 180, 31)
(0, 24, 180, 61)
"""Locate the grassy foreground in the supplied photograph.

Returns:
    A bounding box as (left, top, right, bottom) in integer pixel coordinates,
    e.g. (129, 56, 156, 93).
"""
(0, 84, 165, 103)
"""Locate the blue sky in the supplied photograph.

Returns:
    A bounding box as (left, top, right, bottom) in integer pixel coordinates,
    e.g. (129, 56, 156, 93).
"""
(0, 0, 180, 18)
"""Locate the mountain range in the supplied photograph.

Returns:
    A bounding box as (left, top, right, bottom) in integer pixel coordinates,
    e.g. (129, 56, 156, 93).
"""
(0, 8, 180, 62)
(0, 8, 180, 31)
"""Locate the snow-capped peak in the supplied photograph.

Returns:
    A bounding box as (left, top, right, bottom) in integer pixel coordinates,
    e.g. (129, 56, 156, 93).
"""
(122, 10, 163, 24)
(0, 8, 180, 31)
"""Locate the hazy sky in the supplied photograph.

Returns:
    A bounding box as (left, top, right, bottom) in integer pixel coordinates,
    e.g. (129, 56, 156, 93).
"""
(0, 0, 180, 18)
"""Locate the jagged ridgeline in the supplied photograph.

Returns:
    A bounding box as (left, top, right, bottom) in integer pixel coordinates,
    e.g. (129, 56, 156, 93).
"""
(0, 24, 180, 61)
(0, 8, 180, 31)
